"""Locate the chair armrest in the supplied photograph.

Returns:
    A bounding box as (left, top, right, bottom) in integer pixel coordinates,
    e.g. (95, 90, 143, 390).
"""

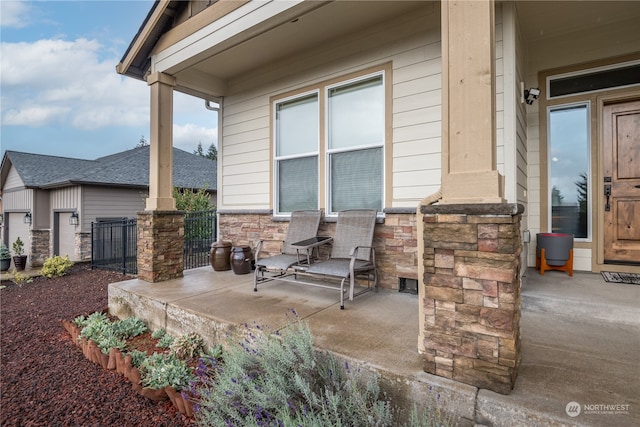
(254, 239, 285, 262)
(348, 246, 376, 269)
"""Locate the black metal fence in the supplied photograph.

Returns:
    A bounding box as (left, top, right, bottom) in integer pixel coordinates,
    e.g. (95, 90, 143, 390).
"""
(91, 218, 138, 275)
(184, 210, 217, 270)
(91, 210, 217, 275)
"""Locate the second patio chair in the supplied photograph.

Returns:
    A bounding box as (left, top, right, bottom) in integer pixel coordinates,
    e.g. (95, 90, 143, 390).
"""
(302, 209, 378, 309)
(253, 210, 322, 290)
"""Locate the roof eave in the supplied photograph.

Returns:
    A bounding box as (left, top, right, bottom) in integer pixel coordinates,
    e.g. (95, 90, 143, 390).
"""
(116, 0, 167, 80)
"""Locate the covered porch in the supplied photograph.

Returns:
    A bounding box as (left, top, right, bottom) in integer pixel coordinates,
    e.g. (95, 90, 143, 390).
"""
(108, 267, 639, 426)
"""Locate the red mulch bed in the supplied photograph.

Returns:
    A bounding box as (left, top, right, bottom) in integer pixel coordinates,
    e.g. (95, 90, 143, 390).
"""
(0, 264, 195, 426)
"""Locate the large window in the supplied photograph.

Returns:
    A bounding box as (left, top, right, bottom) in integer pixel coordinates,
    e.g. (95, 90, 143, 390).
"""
(548, 103, 590, 239)
(273, 71, 386, 216)
(274, 93, 319, 213)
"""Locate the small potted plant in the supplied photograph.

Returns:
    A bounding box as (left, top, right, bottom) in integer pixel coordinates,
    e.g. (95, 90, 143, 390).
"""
(0, 243, 11, 272)
(12, 237, 28, 271)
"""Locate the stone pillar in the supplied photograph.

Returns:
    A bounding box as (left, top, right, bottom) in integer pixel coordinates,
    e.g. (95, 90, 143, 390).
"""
(76, 232, 92, 261)
(29, 229, 50, 267)
(137, 211, 184, 282)
(420, 203, 522, 395)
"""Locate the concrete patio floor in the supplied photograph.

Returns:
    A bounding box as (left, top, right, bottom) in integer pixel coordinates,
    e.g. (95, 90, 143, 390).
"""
(108, 267, 640, 426)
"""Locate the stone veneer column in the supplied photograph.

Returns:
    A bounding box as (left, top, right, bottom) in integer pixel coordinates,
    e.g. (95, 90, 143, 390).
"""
(420, 203, 523, 395)
(137, 211, 184, 282)
(29, 229, 50, 267)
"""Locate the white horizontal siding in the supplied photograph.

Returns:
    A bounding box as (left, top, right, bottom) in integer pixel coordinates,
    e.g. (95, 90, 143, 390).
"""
(219, 2, 509, 210)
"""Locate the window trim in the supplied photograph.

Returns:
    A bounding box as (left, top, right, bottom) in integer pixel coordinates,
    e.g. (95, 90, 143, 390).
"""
(270, 64, 391, 218)
(546, 59, 640, 101)
(325, 72, 386, 215)
(272, 90, 320, 216)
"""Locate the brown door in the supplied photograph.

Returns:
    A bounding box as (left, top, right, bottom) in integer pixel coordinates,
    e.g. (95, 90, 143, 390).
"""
(603, 99, 640, 264)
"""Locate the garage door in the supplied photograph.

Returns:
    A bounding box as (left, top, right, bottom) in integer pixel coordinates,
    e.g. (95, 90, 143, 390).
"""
(56, 212, 77, 260)
(7, 212, 31, 258)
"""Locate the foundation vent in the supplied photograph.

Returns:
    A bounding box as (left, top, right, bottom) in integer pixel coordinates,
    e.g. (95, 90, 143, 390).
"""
(398, 278, 418, 294)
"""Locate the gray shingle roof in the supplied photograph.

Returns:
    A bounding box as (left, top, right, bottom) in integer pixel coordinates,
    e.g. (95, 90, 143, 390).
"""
(2, 147, 216, 190)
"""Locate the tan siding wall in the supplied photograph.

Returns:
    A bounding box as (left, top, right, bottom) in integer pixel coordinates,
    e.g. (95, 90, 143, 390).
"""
(219, 4, 510, 211)
(82, 187, 145, 230)
(220, 6, 446, 211)
(51, 186, 82, 210)
(2, 189, 32, 211)
(4, 166, 25, 190)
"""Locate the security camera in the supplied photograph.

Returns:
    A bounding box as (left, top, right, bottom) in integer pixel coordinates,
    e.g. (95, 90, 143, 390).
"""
(524, 88, 540, 105)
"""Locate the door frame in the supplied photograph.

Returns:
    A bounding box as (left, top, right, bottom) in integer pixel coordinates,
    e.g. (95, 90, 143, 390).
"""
(596, 90, 640, 272)
(538, 54, 640, 274)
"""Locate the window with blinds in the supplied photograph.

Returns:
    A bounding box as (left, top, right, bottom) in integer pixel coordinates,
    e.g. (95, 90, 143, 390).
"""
(273, 71, 385, 216)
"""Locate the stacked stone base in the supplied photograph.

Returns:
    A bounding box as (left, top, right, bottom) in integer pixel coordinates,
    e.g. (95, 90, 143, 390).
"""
(218, 209, 419, 290)
(137, 211, 184, 282)
(420, 203, 523, 395)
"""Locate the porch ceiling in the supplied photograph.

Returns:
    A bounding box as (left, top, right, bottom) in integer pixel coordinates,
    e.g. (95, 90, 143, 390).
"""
(164, 0, 640, 99)
(516, 0, 640, 43)
(168, 1, 428, 97)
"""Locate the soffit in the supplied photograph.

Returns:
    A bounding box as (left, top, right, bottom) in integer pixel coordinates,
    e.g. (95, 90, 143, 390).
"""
(174, 1, 428, 82)
(516, 0, 640, 43)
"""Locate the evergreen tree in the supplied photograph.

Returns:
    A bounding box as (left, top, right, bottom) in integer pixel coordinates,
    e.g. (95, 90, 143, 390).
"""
(205, 143, 217, 160)
(194, 141, 217, 160)
(193, 142, 205, 157)
(136, 135, 149, 147)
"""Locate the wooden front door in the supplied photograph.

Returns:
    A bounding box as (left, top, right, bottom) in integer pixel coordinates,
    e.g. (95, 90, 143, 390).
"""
(603, 99, 640, 264)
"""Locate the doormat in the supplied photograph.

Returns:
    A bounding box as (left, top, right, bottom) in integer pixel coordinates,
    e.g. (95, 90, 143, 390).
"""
(601, 272, 640, 285)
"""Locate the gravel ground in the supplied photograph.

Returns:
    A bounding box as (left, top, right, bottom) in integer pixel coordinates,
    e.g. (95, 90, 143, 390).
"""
(0, 264, 194, 427)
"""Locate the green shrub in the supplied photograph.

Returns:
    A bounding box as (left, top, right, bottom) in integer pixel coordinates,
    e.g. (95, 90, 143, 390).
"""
(170, 332, 207, 360)
(77, 312, 148, 354)
(112, 317, 147, 339)
(156, 334, 174, 349)
(40, 255, 74, 278)
(151, 328, 166, 339)
(192, 313, 393, 427)
(140, 352, 194, 390)
(0, 243, 11, 260)
(128, 349, 148, 368)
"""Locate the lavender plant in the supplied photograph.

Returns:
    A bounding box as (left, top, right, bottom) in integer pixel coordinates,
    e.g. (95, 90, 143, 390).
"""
(191, 312, 392, 426)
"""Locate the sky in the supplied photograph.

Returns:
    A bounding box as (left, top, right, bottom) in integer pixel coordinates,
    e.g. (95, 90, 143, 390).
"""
(0, 0, 218, 160)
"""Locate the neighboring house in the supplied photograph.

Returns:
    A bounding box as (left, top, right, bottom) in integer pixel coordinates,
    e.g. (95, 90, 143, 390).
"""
(117, 0, 640, 285)
(0, 147, 217, 266)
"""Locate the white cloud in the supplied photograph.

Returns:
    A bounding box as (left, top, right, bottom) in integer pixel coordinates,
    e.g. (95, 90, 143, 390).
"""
(1, 38, 149, 129)
(173, 123, 218, 153)
(0, 1, 32, 28)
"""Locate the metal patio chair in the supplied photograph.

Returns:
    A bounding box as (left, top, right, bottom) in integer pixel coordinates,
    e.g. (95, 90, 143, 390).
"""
(300, 209, 378, 309)
(253, 210, 322, 290)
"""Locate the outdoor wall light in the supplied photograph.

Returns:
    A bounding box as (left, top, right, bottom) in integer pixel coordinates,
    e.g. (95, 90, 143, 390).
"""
(0, 213, 3, 225)
(23, 212, 32, 224)
(69, 212, 79, 226)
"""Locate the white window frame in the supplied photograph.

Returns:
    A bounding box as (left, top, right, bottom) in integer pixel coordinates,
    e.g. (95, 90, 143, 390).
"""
(272, 90, 320, 216)
(324, 71, 386, 216)
(271, 69, 387, 218)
